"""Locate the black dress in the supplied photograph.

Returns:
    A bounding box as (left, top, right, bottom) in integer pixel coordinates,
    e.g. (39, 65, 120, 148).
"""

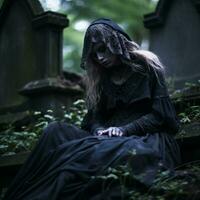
(4, 66, 181, 200)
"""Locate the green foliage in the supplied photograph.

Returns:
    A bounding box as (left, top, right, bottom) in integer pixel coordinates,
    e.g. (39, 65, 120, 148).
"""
(178, 105, 200, 124)
(184, 80, 200, 90)
(0, 99, 87, 156)
(166, 78, 200, 97)
(170, 80, 200, 101)
(62, 0, 155, 39)
(92, 158, 200, 200)
(62, 99, 87, 126)
(168, 79, 200, 127)
(149, 162, 200, 199)
(0, 110, 54, 156)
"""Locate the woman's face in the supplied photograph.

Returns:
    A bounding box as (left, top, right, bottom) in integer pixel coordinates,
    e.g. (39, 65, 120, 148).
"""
(92, 42, 119, 68)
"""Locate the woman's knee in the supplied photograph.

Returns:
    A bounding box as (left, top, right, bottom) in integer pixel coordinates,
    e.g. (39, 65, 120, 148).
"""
(43, 121, 60, 134)
(43, 121, 89, 143)
(43, 121, 79, 137)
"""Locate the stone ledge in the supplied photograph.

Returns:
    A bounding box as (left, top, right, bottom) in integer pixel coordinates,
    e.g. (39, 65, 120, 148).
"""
(19, 77, 83, 96)
(0, 152, 30, 168)
(32, 11, 69, 29)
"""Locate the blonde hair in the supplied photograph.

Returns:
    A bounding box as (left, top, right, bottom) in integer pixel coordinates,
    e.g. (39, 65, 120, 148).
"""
(123, 40, 164, 73)
(84, 59, 103, 110)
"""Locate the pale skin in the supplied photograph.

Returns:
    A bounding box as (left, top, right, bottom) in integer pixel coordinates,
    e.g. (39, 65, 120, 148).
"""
(92, 42, 125, 137)
(97, 127, 124, 137)
(92, 42, 119, 69)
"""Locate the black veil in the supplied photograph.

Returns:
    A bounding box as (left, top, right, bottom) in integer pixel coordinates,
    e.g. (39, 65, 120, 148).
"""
(80, 19, 139, 69)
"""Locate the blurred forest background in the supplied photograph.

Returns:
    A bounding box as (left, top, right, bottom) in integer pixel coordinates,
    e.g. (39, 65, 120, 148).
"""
(0, 0, 158, 73)
(38, 0, 158, 73)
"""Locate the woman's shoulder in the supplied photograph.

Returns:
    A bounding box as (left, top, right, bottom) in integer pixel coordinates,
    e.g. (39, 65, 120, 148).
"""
(128, 50, 169, 98)
(130, 50, 164, 73)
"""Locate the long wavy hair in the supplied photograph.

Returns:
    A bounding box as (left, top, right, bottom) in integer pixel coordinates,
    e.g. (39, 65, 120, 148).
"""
(82, 24, 164, 110)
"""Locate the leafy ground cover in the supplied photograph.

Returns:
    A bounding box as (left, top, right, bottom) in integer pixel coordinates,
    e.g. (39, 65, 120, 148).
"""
(0, 99, 87, 156)
(91, 159, 200, 200)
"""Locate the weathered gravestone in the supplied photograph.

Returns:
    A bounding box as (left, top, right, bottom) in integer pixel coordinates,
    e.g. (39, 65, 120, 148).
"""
(144, 0, 200, 164)
(144, 0, 200, 88)
(0, 0, 83, 117)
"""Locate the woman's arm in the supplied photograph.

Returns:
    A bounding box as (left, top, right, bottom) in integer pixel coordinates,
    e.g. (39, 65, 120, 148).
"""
(120, 67, 180, 136)
(120, 97, 180, 136)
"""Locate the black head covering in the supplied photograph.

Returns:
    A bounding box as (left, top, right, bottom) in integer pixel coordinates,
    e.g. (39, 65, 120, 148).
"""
(89, 18, 132, 41)
(80, 18, 139, 69)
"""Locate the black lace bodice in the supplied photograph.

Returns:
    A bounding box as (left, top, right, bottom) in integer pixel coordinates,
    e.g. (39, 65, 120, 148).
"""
(101, 70, 151, 109)
(81, 65, 179, 136)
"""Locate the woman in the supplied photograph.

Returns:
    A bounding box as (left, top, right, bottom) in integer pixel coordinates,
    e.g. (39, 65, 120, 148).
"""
(4, 19, 181, 200)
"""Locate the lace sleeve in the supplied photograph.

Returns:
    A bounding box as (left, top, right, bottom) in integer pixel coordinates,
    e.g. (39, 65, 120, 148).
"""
(120, 67, 180, 136)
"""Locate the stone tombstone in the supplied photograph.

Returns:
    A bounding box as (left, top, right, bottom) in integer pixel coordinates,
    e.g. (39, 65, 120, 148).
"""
(144, 0, 200, 88)
(0, 0, 83, 116)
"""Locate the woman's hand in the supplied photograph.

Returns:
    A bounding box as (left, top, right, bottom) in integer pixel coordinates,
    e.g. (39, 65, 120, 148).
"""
(97, 127, 124, 137)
